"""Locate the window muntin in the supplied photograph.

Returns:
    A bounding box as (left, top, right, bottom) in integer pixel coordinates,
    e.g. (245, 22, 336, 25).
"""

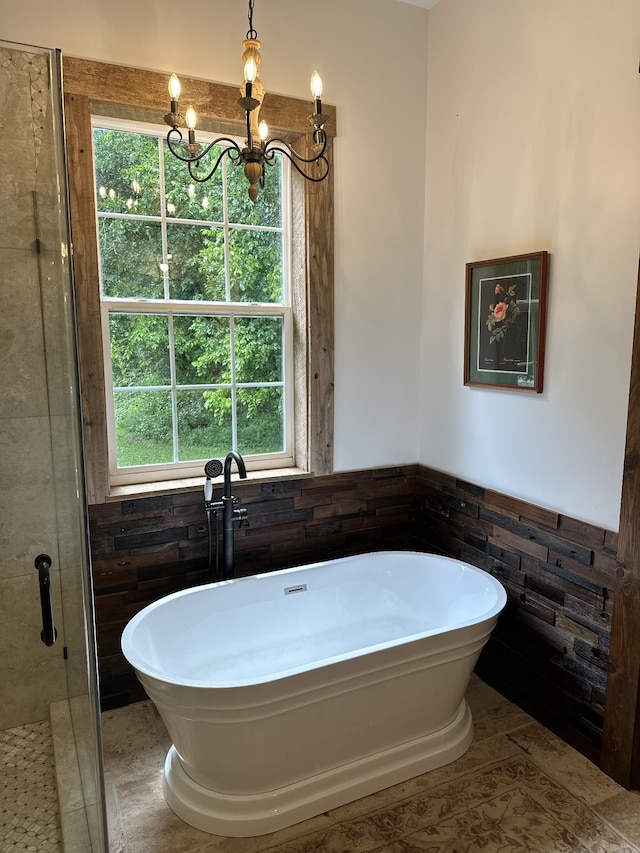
(93, 118, 293, 484)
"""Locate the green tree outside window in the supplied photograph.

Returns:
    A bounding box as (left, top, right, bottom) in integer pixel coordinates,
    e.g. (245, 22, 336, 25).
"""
(94, 124, 287, 469)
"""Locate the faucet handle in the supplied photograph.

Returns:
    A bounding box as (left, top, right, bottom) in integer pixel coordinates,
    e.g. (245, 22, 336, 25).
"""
(236, 507, 249, 528)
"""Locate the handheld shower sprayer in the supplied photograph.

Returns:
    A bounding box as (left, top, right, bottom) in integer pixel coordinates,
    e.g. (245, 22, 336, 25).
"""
(204, 458, 223, 503)
(204, 458, 224, 583)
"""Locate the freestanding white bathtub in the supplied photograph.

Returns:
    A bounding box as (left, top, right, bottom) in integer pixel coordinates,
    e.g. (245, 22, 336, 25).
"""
(121, 550, 506, 837)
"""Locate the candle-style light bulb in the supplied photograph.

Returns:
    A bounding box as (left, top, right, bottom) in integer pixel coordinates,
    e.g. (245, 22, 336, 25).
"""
(185, 106, 198, 149)
(310, 70, 323, 120)
(165, 73, 182, 130)
(258, 120, 268, 142)
(310, 71, 323, 100)
(168, 73, 181, 101)
(243, 56, 257, 101)
(244, 57, 258, 84)
(185, 107, 197, 130)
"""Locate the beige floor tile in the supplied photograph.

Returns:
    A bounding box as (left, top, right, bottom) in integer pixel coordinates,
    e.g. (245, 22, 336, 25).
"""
(114, 774, 211, 853)
(465, 672, 509, 715)
(101, 700, 171, 788)
(593, 789, 640, 847)
(471, 694, 534, 741)
(507, 720, 624, 806)
(104, 778, 126, 853)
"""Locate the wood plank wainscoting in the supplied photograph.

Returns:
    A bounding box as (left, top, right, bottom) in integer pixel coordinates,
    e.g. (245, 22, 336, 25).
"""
(88, 464, 617, 770)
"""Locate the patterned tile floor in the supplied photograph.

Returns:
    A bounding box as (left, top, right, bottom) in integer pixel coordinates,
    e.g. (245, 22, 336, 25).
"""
(102, 676, 640, 853)
(0, 720, 61, 853)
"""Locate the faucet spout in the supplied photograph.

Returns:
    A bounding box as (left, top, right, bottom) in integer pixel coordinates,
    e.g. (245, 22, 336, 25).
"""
(223, 450, 247, 497)
(221, 451, 248, 580)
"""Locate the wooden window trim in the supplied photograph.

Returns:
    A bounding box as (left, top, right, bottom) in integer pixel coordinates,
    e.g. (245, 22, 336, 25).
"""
(63, 58, 335, 503)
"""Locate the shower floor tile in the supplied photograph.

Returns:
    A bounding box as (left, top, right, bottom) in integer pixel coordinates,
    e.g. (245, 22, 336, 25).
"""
(0, 719, 61, 853)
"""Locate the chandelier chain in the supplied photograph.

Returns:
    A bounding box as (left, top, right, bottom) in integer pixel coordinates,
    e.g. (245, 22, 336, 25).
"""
(246, 0, 258, 40)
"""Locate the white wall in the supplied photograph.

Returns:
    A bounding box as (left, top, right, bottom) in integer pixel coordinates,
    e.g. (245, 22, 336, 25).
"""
(0, 0, 429, 472)
(420, 0, 640, 529)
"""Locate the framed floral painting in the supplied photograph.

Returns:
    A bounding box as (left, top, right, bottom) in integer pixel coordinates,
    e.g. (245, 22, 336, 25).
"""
(464, 251, 549, 392)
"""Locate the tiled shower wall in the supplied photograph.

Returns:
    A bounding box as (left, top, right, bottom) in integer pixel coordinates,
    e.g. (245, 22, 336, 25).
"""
(89, 464, 617, 765)
(0, 45, 67, 728)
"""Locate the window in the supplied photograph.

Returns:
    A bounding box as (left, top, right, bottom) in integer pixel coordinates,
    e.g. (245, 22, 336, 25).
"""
(63, 59, 334, 502)
(92, 119, 293, 485)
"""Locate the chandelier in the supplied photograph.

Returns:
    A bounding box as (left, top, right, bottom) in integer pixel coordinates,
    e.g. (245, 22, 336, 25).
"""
(163, 0, 329, 202)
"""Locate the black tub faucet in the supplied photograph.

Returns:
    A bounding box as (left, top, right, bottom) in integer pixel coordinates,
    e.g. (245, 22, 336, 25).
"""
(221, 451, 248, 579)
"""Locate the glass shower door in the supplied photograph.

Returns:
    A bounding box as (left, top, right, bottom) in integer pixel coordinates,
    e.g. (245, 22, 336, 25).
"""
(0, 40, 107, 852)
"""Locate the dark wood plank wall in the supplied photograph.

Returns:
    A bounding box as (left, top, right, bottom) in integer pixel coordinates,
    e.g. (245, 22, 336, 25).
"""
(415, 467, 617, 764)
(89, 464, 617, 768)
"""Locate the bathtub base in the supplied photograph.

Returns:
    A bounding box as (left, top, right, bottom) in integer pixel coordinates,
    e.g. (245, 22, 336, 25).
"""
(163, 698, 474, 837)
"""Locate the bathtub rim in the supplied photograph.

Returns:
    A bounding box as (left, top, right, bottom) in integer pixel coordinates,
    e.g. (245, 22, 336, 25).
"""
(121, 550, 507, 690)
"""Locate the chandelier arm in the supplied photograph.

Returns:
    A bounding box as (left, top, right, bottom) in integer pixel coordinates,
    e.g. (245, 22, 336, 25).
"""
(186, 143, 245, 183)
(263, 133, 327, 166)
(185, 156, 218, 184)
(166, 131, 243, 166)
(264, 143, 330, 183)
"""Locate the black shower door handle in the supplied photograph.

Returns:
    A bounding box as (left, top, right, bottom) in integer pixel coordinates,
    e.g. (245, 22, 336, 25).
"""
(34, 554, 58, 646)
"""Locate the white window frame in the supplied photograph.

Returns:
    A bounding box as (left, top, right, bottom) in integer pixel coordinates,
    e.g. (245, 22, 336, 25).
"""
(92, 116, 295, 486)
